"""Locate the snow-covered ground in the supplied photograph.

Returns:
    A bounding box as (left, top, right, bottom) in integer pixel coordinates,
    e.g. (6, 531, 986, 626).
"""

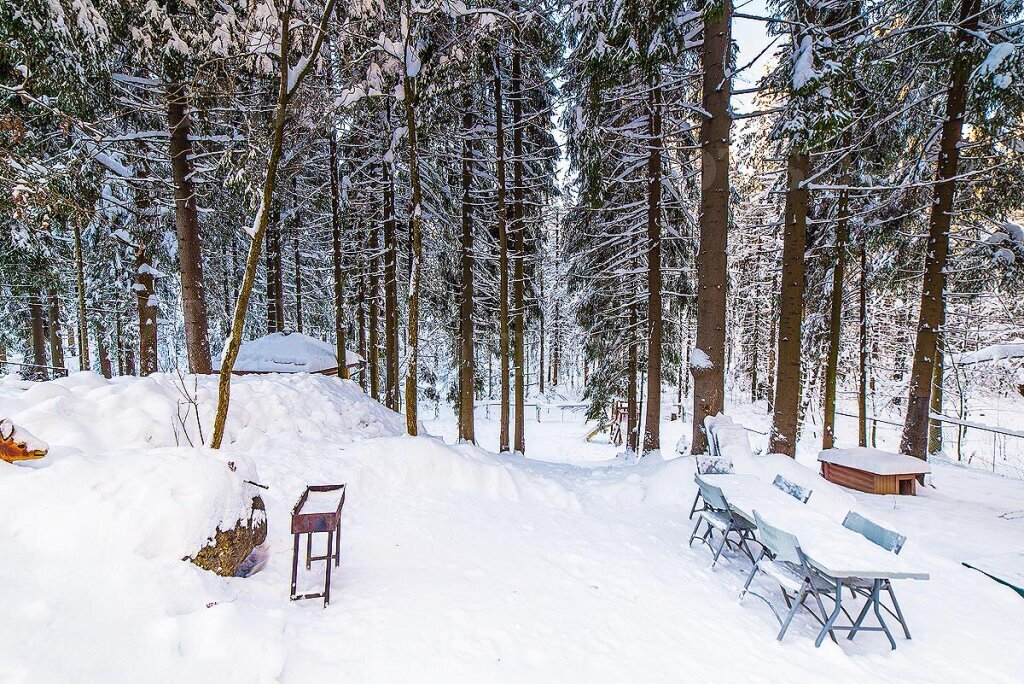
(1, 374, 1022, 683)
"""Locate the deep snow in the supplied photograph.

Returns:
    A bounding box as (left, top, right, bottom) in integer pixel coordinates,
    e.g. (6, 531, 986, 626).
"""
(1, 373, 1022, 683)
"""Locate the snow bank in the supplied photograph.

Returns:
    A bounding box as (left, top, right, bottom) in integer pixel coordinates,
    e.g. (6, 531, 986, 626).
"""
(0, 371, 405, 452)
(222, 331, 364, 374)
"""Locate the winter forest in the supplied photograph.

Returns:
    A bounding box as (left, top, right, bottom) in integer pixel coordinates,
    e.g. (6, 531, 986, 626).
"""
(2, 0, 1024, 682)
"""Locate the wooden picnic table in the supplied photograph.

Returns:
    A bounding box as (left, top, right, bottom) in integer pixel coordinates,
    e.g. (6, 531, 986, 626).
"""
(703, 474, 929, 649)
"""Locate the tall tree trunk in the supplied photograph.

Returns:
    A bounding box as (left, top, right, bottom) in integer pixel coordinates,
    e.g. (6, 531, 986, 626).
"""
(383, 156, 400, 410)
(769, 147, 810, 456)
(928, 326, 945, 454)
(402, 6, 423, 436)
(96, 321, 113, 379)
(901, 0, 980, 459)
(643, 83, 663, 455)
(692, 0, 732, 454)
(511, 36, 526, 455)
(28, 290, 48, 380)
(357, 261, 367, 390)
(858, 238, 868, 446)
(135, 246, 159, 376)
(539, 275, 545, 394)
(211, 0, 335, 447)
(72, 217, 90, 371)
(167, 80, 212, 374)
(551, 298, 560, 386)
(369, 216, 381, 400)
(115, 310, 124, 376)
(266, 209, 284, 334)
(47, 291, 65, 373)
(458, 92, 476, 444)
(626, 298, 639, 455)
(494, 56, 511, 453)
(294, 235, 304, 334)
(823, 176, 850, 450)
(330, 131, 349, 380)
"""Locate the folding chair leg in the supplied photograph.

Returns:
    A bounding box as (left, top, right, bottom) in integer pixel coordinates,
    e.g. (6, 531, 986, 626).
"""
(777, 586, 808, 642)
(687, 517, 704, 547)
(739, 549, 765, 599)
(808, 586, 838, 644)
(710, 525, 731, 568)
(689, 492, 702, 519)
(885, 582, 912, 639)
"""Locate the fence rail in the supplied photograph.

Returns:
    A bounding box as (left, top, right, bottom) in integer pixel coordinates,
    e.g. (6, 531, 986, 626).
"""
(834, 410, 1024, 480)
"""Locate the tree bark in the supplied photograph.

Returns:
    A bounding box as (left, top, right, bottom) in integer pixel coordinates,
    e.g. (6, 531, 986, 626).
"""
(692, 0, 732, 454)
(626, 297, 639, 455)
(858, 238, 868, 446)
(769, 147, 810, 456)
(294, 232, 304, 334)
(511, 36, 526, 455)
(72, 217, 90, 371)
(494, 55, 511, 453)
(901, 0, 981, 459)
(643, 83, 663, 455)
(330, 131, 349, 380)
(823, 175, 850, 450)
(28, 290, 48, 380)
(47, 291, 65, 373)
(458, 91, 476, 444)
(383, 155, 400, 410)
(167, 80, 212, 374)
(402, 2, 423, 436)
(135, 246, 159, 376)
(369, 215, 381, 400)
(96, 320, 113, 379)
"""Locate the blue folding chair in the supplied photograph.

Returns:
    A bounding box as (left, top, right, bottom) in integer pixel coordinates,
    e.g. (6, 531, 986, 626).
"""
(772, 474, 812, 503)
(740, 511, 840, 643)
(842, 511, 912, 639)
(688, 475, 756, 568)
(689, 456, 734, 519)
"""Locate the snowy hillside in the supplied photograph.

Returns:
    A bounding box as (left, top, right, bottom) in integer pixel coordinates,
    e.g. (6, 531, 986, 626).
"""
(2, 375, 1023, 683)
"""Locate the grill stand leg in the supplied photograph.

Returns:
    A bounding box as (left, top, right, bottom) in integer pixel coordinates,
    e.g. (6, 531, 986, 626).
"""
(290, 533, 300, 599)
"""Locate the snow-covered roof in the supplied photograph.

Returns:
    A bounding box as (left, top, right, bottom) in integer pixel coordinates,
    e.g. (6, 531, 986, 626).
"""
(223, 332, 364, 374)
(818, 447, 931, 475)
(949, 340, 1024, 366)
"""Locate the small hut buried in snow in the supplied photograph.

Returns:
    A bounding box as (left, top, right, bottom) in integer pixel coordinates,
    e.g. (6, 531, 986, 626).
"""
(221, 332, 365, 378)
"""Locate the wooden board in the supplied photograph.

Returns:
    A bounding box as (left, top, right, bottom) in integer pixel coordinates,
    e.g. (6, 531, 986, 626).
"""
(822, 462, 917, 496)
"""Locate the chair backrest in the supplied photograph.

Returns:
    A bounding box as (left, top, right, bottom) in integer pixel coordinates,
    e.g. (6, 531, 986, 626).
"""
(753, 511, 803, 564)
(703, 414, 734, 458)
(696, 455, 734, 475)
(694, 475, 729, 512)
(773, 474, 812, 503)
(842, 511, 906, 554)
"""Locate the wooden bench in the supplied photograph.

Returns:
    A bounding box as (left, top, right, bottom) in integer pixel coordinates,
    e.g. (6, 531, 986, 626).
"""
(818, 448, 931, 496)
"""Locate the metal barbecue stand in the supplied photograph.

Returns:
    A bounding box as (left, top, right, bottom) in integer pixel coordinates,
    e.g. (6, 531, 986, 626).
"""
(290, 484, 346, 607)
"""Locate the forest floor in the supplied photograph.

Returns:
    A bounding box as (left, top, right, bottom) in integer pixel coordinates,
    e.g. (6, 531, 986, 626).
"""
(1, 372, 1022, 683)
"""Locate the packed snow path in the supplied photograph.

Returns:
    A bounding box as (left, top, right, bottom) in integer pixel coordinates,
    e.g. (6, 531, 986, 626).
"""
(1, 374, 1022, 683)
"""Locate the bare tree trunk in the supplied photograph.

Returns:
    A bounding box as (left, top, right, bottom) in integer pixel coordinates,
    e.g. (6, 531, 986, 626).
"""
(692, 0, 732, 454)
(458, 92, 476, 444)
(402, 2, 423, 436)
(47, 291, 65, 373)
(135, 246, 158, 376)
(769, 146, 810, 457)
(211, 0, 335, 448)
(643, 83, 663, 455)
(28, 290, 48, 380)
(511, 36, 526, 455)
(858, 238, 868, 446)
(357, 261, 367, 390)
(928, 326, 945, 454)
(823, 177, 850, 450)
(369, 218, 381, 400)
(294, 235, 304, 334)
(266, 209, 283, 334)
(901, 0, 980, 460)
(330, 131, 349, 380)
(72, 217, 90, 371)
(167, 80, 212, 374)
(383, 156, 400, 410)
(96, 320, 113, 379)
(494, 56, 511, 453)
(626, 298, 639, 455)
